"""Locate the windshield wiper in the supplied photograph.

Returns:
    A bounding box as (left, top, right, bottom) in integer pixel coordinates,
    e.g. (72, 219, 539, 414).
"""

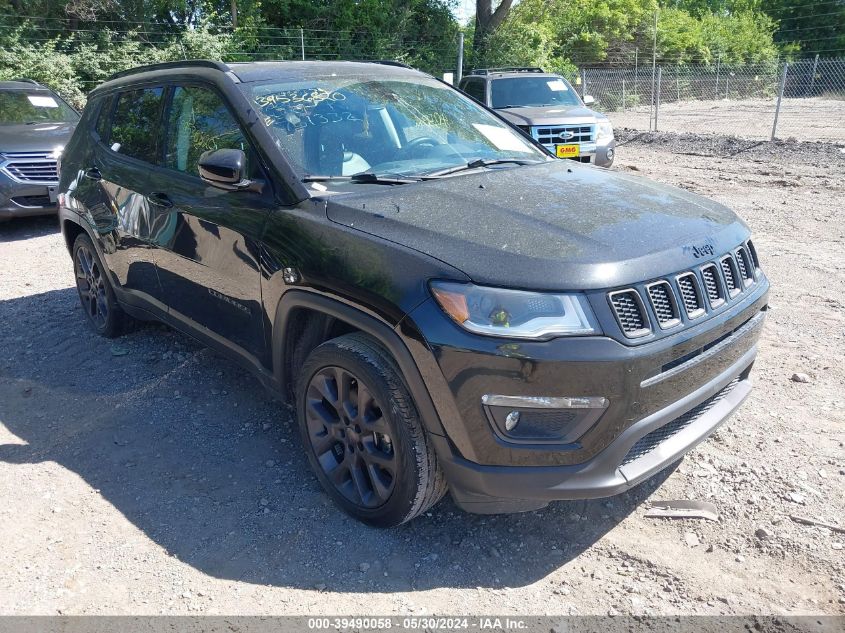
(303, 172, 432, 185)
(424, 158, 544, 178)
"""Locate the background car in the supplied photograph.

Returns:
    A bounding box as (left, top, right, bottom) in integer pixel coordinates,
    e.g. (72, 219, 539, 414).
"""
(459, 67, 616, 167)
(0, 79, 79, 222)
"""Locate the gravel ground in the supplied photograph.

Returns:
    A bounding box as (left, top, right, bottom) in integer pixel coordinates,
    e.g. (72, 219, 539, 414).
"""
(1, 132, 843, 616)
(607, 97, 845, 143)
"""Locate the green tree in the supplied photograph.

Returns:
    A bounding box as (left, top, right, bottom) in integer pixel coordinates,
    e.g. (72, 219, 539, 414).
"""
(762, 0, 845, 56)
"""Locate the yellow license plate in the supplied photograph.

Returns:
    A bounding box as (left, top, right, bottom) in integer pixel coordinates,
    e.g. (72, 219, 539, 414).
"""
(556, 144, 580, 158)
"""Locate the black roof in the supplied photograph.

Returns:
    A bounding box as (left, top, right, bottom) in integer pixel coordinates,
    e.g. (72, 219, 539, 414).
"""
(0, 79, 49, 91)
(101, 59, 424, 87)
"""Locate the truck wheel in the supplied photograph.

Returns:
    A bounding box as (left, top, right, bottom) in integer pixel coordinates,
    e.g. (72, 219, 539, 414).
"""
(297, 332, 446, 527)
(72, 233, 131, 338)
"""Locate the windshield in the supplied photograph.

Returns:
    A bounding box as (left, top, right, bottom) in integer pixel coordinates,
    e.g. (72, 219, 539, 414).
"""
(491, 77, 582, 109)
(240, 74, 545, 179)
(0, 91, 79, 125)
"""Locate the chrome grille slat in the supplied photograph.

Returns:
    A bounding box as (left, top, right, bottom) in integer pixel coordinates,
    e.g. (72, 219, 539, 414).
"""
(700, 263, 725, 308)
(676, 273, 705, 319)
(0, 151, 59, 183)
(735, 247, 754, 285)
(721, 256, 741, 296)
(609, 290, 650, 337)
(532, 124, 595, 145)
(746, 239, 760, 270)
(646, 281, 680, 328)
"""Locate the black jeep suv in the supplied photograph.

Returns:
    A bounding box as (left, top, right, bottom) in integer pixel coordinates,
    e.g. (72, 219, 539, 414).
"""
(59, 60, 768, 526)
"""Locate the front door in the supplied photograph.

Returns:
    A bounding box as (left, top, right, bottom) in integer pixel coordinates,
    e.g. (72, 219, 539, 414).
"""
(149, 83, 271, 361)
(76, 87, 166, 310)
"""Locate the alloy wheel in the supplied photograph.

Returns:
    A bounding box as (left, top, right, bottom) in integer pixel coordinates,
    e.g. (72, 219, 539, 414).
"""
(305, 366, 397, 508)
(74, 245, 109, 329)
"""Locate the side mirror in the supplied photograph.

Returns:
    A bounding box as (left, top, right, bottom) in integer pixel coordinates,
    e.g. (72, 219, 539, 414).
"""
(198, 148, 251, 191)
(583, 95, 596, 106)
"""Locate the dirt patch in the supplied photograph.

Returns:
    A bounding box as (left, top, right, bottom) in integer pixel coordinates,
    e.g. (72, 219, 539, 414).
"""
(608, 97, 845, 143)
(0, 134, 843, 615)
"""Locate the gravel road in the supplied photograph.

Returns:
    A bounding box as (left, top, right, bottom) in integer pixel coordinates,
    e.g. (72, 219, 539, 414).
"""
(1, 132, 843, 616)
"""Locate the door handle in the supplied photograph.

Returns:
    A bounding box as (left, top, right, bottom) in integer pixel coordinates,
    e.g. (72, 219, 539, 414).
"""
(83, 167, 101, 181)
(146, 192, 173, 208)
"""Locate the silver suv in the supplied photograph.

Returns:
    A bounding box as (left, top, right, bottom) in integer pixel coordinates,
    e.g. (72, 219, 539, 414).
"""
(0, 80, 79, 222)
(459, 67, 615, 167)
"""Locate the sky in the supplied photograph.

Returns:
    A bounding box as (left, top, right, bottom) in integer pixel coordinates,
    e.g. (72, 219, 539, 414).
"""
(452, 0, 475, 25)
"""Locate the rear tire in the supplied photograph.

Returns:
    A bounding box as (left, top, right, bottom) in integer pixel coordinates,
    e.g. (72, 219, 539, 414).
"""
(72, 233, 132, 338)
(296, 332, 446, 527)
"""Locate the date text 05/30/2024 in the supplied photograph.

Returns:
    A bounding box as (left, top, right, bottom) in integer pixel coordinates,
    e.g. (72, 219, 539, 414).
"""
(307, 617, 529, 630)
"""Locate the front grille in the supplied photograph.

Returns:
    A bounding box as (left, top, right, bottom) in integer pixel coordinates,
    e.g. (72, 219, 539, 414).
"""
(721, 256, 741, 296)
(607, 242, 762, 340)
(646, 281, 680, 328)
(533, 124, 595, 145)
(609, 290, 650, 336)
(1, 151, 58, 183)
(621, 377, 740, 466)
(676, 273, 705, 319)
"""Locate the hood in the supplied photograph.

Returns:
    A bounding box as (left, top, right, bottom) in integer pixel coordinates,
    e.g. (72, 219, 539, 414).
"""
(324, 162, 750, 291)
(496, 105, 601, 127)
(0, 122, 76, 154)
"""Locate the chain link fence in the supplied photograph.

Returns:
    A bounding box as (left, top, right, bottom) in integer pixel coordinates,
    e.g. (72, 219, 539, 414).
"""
(582, 58, 845, 143)
(3, 17, 844, 145)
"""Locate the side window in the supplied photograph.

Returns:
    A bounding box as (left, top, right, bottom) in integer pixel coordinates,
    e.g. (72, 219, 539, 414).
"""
(164, 85, 249, 177)
(94, 96, 112, 141)
(462, 79, 486, 104)
(110, 87, 164, 163)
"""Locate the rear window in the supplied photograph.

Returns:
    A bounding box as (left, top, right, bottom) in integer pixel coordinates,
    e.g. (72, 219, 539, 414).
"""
(109, 87, 164, 164)
(94, 96, 113, 140)
(461, 79, 486, 103)
(0, 90, 79, 125)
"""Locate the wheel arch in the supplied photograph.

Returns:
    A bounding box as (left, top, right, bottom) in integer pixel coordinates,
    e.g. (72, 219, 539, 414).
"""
(272, 290, 445, 437)
(61, 216, 86, 254)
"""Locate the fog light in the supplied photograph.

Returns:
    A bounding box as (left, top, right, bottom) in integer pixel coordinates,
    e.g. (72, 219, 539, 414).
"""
(606, 148, 615, 160)
(481, 394, 609, 444)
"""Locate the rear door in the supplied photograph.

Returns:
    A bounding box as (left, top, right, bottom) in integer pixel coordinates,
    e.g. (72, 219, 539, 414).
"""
(148, 83, 272, 361)
(78, 86, 165, 309)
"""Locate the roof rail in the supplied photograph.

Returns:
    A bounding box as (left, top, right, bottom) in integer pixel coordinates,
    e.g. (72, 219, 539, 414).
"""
(469, 67, 545, 75)
(353, 60, 415, 69)
(9, 78, 43, 86)
(107, 60, 230, 81)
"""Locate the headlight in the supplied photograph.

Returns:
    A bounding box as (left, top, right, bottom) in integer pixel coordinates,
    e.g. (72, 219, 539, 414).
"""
(596, 121, 614, 140)
(430, 281, 599, 339)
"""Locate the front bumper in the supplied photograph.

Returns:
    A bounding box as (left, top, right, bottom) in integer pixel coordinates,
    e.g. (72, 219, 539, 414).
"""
(0, 177, 58, 220)
(434, 343, 755, 513)
(404, 278, 768, 514)
(541, 138, 616, 167)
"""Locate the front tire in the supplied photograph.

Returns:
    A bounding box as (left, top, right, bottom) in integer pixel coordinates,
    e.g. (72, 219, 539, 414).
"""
(72, 233, 131, 338)
(297, 333, 446, 527)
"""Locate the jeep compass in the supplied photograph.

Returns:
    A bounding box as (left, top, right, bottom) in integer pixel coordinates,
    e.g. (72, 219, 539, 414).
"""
(58, 60, 768, 526)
